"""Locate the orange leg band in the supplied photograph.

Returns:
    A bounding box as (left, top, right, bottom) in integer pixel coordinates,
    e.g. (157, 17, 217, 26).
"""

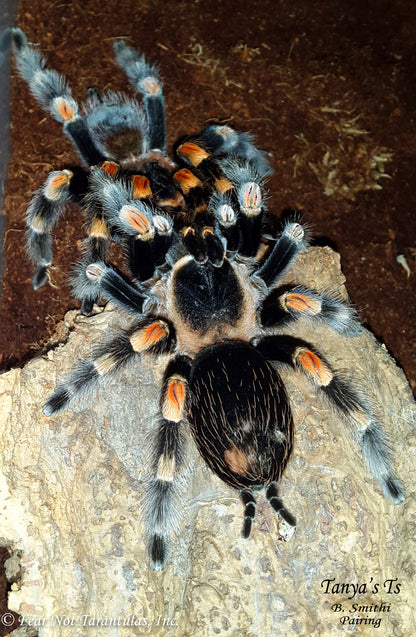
(297, 349, 333, 386)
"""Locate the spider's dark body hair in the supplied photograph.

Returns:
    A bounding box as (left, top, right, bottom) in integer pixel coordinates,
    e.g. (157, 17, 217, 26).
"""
(7, 28, 404, 570)
(189, 340, 293, 489)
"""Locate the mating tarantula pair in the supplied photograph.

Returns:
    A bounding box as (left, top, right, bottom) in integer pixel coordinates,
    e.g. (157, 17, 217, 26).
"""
(7, 28, 404, 570)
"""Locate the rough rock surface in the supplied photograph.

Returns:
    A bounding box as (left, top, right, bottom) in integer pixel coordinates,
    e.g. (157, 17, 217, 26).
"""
(0, 247, 414, 636)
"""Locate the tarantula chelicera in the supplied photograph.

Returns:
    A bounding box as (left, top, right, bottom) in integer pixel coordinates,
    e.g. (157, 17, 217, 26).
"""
(8, 28, 404, 570)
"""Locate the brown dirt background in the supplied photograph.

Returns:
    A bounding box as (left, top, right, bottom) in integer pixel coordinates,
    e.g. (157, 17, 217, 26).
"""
(0, 0, 415, 630)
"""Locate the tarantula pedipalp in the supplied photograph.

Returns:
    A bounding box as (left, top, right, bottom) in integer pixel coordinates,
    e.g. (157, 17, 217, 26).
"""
(7, 28, 404, 571)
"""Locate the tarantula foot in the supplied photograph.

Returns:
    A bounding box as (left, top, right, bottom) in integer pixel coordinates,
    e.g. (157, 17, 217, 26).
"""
(33, 266, 49, 290)
(150, 535, 167, 571)
(278, 516, 297, 542)
(381, 474, 405, 504)
(81, 297, 96, 316)
(241, 490, 256, 539)
(43, 386, 71, 417)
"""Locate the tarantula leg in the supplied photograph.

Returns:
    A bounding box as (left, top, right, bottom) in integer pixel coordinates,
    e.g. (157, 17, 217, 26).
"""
(129, 319, 174, 355)
(145, 356, 191, 570)
(175, 140, 212, 170)
(210, 194, 240, 252)
(265, 482, 296, 527)
(93, 170, 174, 280)
(218, 162, 267, 257)
(25, 170, 74, 289)
(173, 168, 226, 264)
(11, 29, 104, 166)
(258, 335, 351, 391)
(113, 40, 166, 152)
(43, 334, 135, 416)
(257, 335, 405, 504)
(84, 263, 149, 314)
(43, 319, 173, 416)
(240, 490, 257, 538)
(161, 356, 190, 423)
(77, 214, 111, 314)
(64, 116, 106, 167)
(145, 419, 186, 571)
(127, 213, 173, 281)
(236, 180, 263, 257)
(198, 124, 273, 177)
(261, 285, 362, 337)
(257, 220, 308, 286)
(173, 168, 205, 210)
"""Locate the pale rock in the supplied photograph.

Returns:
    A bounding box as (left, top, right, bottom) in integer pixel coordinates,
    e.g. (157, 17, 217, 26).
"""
(0, 247, 414, 636)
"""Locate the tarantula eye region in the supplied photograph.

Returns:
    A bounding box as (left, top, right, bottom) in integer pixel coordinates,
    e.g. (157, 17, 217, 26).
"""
(156, 190, 185, 209)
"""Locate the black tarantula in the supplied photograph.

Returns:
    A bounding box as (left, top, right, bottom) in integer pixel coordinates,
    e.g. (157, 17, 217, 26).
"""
(7, 28, 404, 570)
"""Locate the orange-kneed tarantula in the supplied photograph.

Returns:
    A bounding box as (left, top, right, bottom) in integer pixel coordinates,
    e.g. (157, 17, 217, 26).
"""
(7, 28, 404, 569)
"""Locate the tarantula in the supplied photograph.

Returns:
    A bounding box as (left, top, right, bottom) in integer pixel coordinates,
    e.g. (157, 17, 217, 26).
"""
(7, 28, 404, 570)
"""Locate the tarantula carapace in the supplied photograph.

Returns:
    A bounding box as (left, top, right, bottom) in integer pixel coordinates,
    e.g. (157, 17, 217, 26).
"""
(7, 28, 404, 570)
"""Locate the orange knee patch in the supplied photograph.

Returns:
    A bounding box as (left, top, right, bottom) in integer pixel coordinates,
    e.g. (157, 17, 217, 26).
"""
(100, 161, 119, 177)
(120, 205, 153, 238)
(173, 168, 201, 194)
(297, 349, 333, 386)
(284, 292, 321, 314)
(54, 96, 76, 122)
(162, 376, 187, 422)
(131, 175, 152, 199)
(177, 141, 210, 166)
(44, 170, 73, 201)
(130, 321, 169, 353)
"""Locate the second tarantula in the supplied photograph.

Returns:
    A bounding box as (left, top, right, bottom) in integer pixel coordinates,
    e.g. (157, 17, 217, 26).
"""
(8, 28, 404, 570)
